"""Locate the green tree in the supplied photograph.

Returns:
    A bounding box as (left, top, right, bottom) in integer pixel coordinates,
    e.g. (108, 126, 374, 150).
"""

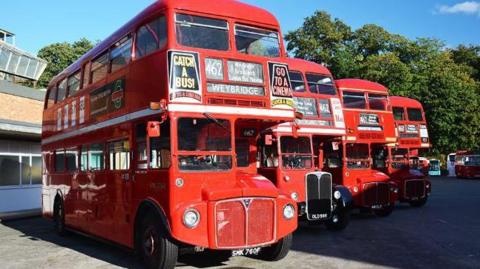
(285, 11, 480, 154)
(37, 38, 94, 88)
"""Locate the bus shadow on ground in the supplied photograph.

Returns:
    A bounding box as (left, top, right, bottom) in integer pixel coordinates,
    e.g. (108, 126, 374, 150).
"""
(1, 217, 252, 269)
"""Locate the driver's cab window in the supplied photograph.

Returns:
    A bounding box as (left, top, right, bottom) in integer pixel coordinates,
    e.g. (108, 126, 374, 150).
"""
(259, 135, 278, 168)
(372, 146, 388, 169)
(135, 120, 171, 170)
(323, 141, 343, 169)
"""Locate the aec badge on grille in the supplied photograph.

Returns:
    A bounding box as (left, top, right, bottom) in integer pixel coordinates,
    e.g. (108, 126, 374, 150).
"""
(243, 199, 253, 209)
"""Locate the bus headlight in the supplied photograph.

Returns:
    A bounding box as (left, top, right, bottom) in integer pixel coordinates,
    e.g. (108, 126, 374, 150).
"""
(283, 204, 295, 220)
(183, 209, 200, 229)
(334, 190, 342, 200)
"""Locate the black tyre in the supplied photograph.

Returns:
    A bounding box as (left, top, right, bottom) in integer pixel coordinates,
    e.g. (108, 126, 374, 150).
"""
(409, 196, 428, 207)
(202, 249, 232, 263)
(137, 215, 178, 269)
(326, 209, 350, 231)
(373, 205, 394, 217)
(257, 233, 292, 261)
(54, 198, 67, 236)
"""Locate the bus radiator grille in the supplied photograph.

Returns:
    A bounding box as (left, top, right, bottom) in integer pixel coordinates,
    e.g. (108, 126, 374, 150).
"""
(215, 198, 275, 248)
(363, 182, 390, 207)
(405, 180, 426, 199)
(305, 173, 332, 220)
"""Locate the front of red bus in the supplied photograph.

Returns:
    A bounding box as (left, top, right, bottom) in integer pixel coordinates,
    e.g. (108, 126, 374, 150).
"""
(390, 96, 431, 206)
(258, 58, 352, 229)
(154, 0, 297, 259)
(335, 79, 398, 216)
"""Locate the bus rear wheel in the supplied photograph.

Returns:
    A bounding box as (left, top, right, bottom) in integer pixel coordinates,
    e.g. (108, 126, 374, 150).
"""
(138, 215, 178, 269)
(256, 233, 292, 261)
(373, 205, 394, 217)
(409, 196, 428, 207)
(54, 198, 67, 236)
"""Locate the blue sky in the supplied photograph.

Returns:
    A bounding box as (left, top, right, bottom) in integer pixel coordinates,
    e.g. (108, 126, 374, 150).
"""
(2, 0, 480, 54)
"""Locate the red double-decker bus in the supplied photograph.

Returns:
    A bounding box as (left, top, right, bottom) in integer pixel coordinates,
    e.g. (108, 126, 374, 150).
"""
(41, 1, 298, 268)
(256, 58, 352, 230)
(386, 96, 431, 207)
(327, 79, 398, 217)
(455, 151, 480, 179)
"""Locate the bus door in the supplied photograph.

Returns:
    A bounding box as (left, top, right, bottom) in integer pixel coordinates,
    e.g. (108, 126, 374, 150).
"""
(133, 119, 171, 218)
(258, 133, 280, 184)
(104, 137, 133, 245)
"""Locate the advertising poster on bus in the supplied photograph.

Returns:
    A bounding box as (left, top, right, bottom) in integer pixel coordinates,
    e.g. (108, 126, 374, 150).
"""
(168, 51, 202, 103)
(268, 62, 294, 110)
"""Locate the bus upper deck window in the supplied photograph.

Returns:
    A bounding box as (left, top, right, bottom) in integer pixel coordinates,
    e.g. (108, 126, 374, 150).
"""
(393, 107, 405, 121)
(407, 108, 423, 121)
(57, 79, 67, 102)
(90, 53, 109, 84)
(306, 74, 337, 95)
(368, 94, 388, 111)
(67, 71, 81, 97)
(46, 87, 57, 108)
(136, 16, 167, 58)
(343, 91, 366, 109)
(235, 25, 280, 57)
(111, 36, 132, 73)
(289, 71, 306, 92)
(176, 14, 229, 51)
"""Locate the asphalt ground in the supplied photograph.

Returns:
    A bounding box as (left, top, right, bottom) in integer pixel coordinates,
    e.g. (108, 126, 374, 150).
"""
(1, 176, 479, 269)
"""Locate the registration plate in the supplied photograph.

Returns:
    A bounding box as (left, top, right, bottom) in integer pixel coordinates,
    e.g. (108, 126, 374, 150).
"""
(232, 248, 261, 256)
(371, 205, 383, 209)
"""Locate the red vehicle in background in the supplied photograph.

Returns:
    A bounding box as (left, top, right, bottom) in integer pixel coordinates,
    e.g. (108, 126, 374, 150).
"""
(41, 1, 299, 268)
(455, 151, 480, 179)
(384, 96, 432, 207)
(256, 58, 353, 230)
(325, 79, 398, 217)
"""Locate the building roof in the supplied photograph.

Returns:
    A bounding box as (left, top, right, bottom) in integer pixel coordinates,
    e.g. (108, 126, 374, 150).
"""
(335, 79, 389, 93)
(0, 80, 45, 101)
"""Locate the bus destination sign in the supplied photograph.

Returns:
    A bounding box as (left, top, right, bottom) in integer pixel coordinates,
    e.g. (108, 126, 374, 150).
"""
(207, 83, 265, 96)
(269, 62, 294, 109)
(168, 51, 202, 103)
(227, 61, 264, 84)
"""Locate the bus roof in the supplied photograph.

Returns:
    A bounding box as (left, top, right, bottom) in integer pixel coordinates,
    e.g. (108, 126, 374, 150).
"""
(390, 96, 423, 109)
(49, 0, 281, 87)
(282, 58, 333, 76)
(335, 79, 389, 94)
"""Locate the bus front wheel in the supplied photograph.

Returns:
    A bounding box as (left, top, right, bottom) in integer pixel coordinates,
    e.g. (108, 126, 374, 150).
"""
(257, 233, 293, 261)
(138, 215, 178, 269)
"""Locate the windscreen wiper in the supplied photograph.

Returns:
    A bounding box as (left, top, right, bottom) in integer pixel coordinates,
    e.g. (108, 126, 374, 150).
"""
(203, 113, 229, 131)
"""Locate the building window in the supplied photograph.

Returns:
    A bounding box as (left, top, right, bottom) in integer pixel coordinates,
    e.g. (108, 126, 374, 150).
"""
(88, 144, 104, 171)
(0, 154, 42, 187)
(111, 36, 133, 72)
(108, 140, 130, 170)
(90, 53, 109, 84)
(136, 16, 167, 58)
(67, 71, 81, 96)
(0, 156, 21, 186)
